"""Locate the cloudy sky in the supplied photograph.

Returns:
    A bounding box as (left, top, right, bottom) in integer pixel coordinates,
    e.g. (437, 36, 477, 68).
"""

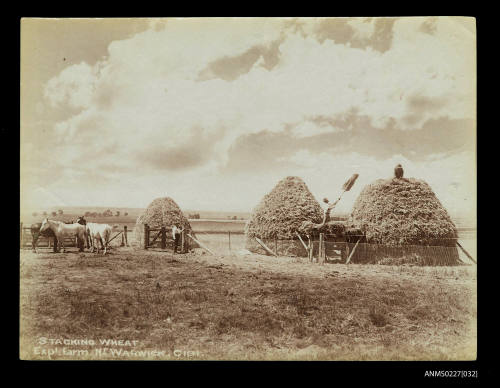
(20, 17, 476, 221)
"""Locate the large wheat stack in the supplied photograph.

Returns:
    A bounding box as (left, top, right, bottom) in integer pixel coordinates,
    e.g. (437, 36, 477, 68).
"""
(348, 173, 460, 265)
(245, 176, 323, 256)
(134, 197, 193, 248)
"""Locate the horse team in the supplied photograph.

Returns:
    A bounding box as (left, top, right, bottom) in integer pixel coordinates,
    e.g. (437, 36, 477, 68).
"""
(31, 216, 112, 255)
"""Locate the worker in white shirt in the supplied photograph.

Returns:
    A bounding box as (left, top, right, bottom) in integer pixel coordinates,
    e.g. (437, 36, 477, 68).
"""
(172, 225, 185, 253)
(319, 197, 340, 227)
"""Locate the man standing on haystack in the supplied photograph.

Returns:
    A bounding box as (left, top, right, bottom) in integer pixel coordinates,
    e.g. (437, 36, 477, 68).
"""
(320, 197, 340, 227)
(172, 225, 184, 253)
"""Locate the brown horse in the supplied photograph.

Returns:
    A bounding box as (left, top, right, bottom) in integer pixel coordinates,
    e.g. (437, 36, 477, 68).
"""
(76, 216, 90, 249)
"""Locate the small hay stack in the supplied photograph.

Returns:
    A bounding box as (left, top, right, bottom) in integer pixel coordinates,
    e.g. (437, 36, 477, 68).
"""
(348, 169, 459, 265)
(245, 176, 323, 256)
(134, 197, 194, 249)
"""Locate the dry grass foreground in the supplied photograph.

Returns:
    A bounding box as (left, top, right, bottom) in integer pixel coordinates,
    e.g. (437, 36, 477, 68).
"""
(20, 247, 476, 360)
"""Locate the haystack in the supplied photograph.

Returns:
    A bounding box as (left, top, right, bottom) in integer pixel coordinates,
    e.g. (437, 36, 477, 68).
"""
(348, 169, 459, 265)
(134, 197, 194, 249)
(245, 176, 323, 256)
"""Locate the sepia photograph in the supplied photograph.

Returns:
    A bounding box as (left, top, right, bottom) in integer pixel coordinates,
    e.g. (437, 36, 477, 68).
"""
(20, 17, 476, 362)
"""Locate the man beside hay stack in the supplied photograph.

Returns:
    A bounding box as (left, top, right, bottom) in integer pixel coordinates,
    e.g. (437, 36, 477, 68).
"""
(134, 197, 194, 250)
(172, 225, 184, 253)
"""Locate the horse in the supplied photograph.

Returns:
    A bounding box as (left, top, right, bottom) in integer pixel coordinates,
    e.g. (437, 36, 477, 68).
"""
(30, 219, 76, 253)
(39, 218, 87, 253)
(30, 223, 58, 253)
(86, 222, 112, 255)
(76, 216, 90, 249)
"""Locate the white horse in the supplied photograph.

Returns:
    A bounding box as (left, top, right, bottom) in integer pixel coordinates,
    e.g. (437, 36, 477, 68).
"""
(86, 222, 112, 255)
(39, 218, 87, 253)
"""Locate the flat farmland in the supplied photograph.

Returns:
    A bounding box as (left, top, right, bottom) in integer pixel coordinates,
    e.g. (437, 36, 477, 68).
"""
(22, 218, 475, 264)
(20, 247, 476, 361)
(190, 219, 246, 233)
(193, 233, 247, 256)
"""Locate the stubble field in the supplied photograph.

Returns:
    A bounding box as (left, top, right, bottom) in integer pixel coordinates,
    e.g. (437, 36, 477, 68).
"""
(19, 246, 476, 361)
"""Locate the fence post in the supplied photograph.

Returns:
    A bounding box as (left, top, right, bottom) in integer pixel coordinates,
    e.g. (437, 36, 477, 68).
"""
(343, 242, 349, 262)
(124, 225, 129, 246)
(161, 226, 166, 249)
(181, 230, 186, 253)
(20, 222, 23, 248)
(346, 238, 361, 264)
(319, 233, 325, 264)
(144, 224, 149, 250)
(228, 231, 231, 253)
(274, 237, 278, 257)
(121, 232, 125, 247)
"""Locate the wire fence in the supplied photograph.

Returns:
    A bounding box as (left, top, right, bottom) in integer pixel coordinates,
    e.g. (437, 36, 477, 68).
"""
(191, 232, 475, 266)
(21, 223, 476, 266)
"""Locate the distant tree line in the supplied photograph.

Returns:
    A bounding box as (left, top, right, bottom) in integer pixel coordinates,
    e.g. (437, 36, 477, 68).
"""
(187, 214, 244, 220)
(32, 210, 63, 217)
(32, 210, 130, 218)
(83, 210, 129, 217)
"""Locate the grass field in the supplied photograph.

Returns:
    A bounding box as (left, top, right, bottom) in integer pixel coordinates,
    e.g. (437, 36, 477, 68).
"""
(190, 233, 246, 256)
(20, 247, 476, 360)
(190, 219, 246, 233)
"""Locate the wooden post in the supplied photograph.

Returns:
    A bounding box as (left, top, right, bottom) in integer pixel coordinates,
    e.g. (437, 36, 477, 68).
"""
(456, 241, 476, 264)
(307, 236, 314, 262)
(144, 224, 149, 250)
(324, 237, 329, 263)
(274, 237, 278, 256)
(107, 231, 123, 245)
(121, 232, 125, 247)
(161, 226, 166, 249)
(307, 236, 311, 262)
(228, 231, 231, 253)
(255, 237, 277, 256)
(188, 234, 215, 255)
(346, 238, 361, 264)
(181, 230, 186, 253)
(296, 232, 308, 255)
(20, 223, 23, 248)
(123, 225, 128, 247)
(319, 233, 325, 264)
(343, 242, 350, 262)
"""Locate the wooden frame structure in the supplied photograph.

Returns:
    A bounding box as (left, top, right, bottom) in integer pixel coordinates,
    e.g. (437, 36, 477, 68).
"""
(143, 224, 189, 253)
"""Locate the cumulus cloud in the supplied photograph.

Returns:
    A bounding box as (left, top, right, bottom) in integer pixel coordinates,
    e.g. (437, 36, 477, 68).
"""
(419, 17, 438, 35)
(198, 38, 283, 81)
(44, 62, 99, 109)
(280, 149, 476, 218)
(224, 113, 474, 173)
(25, 17, 475, 214)
(313, 17, 396, 53)
(135, 126, 226, 170)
